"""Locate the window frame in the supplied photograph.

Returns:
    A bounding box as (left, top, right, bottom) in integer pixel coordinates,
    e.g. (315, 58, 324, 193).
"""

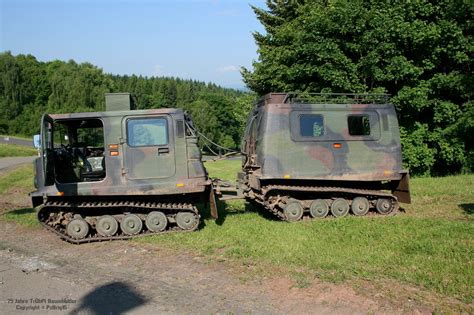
(126, 117, 169, 148)
(347, 114, 372, 137)
(52, 117, 107, 185)
(289, 109, 380, 142)
(290, 110, 328, 142)
(53, 118, 105, 148)
(299, 114, 325, 138)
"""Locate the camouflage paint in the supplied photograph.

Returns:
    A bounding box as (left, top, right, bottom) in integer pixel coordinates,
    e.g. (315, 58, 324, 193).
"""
(240, 93, 410, 203)
(31, 107, 209, 202)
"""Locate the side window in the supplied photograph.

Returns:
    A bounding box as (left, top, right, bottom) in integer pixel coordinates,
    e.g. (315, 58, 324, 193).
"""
(300, 114, 324, 137)
(127, 118, 168, 147)
(77, 127, 104, 147)
(348, 115, 371, 136)
(53, 123, 69, 148)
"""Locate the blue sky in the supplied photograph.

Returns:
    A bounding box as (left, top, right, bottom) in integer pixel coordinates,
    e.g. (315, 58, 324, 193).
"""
(0, 0, 266, 89)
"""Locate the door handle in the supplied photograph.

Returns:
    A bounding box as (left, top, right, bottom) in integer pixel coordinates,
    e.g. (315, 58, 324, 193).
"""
(157, 147, 170, 155)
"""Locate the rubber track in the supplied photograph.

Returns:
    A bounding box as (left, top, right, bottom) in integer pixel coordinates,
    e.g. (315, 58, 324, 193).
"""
(259, 185, 399, 220)
(37, 200, 200, 244)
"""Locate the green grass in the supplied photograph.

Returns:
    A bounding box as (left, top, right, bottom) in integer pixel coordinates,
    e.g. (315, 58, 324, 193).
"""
(406, 174, 473, 220)
(1, 159, 473, 304)
(0, 164, 38, 227)
(141, 207, 473, 302)
(0, 143, 37, 157)
(0, 164, 34, 194)
(204, 159, 241, 182)
(141, 160, 474, 303)
(3, 208, 39, 227)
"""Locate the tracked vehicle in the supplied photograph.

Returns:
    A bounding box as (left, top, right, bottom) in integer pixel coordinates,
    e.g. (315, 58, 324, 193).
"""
(30, 92, 412, 242)
(237, 93, 411, 221)
(30, 93, 217, 243)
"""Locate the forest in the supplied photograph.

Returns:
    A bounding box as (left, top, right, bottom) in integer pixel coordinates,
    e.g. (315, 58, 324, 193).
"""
(244, 0, 472, 176)
(0, 51, 253, 151)
(0, 0, 472, 176)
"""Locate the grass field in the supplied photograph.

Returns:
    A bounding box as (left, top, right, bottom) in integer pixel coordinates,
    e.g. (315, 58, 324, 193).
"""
(0, 164, 38, 227)
(1, 159, 473, 305)
(0, 164, 34, 194)
(150, 159, 474, 304)
(0, 143, 37, 157)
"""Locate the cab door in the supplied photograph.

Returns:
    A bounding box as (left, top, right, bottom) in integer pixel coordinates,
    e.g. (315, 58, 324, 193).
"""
(40, 114, 54, 185)
(122, 115, 176, 180)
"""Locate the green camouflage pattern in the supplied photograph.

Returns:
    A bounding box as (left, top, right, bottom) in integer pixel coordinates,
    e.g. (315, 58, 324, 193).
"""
(30, 106, 209, 205)
(239, 93, 411, 203)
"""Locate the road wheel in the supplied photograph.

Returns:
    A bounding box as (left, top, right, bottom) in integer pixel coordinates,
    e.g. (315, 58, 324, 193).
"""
(330, 198, 349, 217)
(376, 198, 394, 215)
(96, 215, 118, 237)
(66, 218, 89, 239)
(351, 197, 370, 216)
(309, 199, 329, 218)
(176, 212, 198, 230)
(121, 214, 143, 235)
(145, 211, 168, 232)
(283, 200, 304, 222)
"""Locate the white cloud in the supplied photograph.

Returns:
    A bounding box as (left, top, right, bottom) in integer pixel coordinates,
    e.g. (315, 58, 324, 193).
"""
(217, 65, 239, 73)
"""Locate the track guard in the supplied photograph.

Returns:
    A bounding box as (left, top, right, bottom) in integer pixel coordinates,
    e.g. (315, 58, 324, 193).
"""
(393, 171, 411, 204)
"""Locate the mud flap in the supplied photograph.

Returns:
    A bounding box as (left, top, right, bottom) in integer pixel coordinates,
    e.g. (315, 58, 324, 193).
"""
(209, 186, 218, 219)
(393, 171, 411, 204)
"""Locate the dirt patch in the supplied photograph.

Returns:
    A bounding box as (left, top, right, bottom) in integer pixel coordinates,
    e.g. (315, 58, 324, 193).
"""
(350, 278, 473, 314)
(1, 191, 471, 313)
(3, 219, 469, 314)
(0, 221, 273, 314)
(261, 277, 385, 314)
(0, 187, 31, 215)
(0, 220, 395, 314)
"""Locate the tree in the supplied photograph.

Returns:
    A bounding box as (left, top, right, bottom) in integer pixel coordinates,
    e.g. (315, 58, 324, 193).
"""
(0, 52, 249, 151)
(185, 99, 219, 150)
(233, 93, 256, 139)
(243, 0, 473, 175)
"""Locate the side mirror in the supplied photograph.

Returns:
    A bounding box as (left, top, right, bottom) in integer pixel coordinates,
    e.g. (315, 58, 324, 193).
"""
(33, 134, 41, 149)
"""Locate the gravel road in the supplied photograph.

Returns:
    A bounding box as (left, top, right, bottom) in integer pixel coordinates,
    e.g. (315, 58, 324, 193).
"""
(0, 136, 33, 147)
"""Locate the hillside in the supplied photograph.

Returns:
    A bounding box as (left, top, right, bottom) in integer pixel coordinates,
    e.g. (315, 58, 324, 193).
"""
(0, 52, 254, 150)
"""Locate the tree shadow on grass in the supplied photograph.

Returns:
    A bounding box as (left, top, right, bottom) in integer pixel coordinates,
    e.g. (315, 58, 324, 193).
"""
(70, 281, 148, 315)
(5, 208, 35, 215)
(197, 197, 279, 228)
(197, 199, 241, 226)
(244, 201, 280, 221)
(2, 208, 38, 227)
(214, 199, 243, 226)
(215, 200, 230, 226)
(458, 203, 473, 215)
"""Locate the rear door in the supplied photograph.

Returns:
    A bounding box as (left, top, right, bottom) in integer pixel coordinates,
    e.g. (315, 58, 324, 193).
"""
(122, 115, 176, 180)
(40, 114, 55, 185)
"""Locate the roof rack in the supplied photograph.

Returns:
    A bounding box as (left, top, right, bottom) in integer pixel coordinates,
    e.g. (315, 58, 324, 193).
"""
(283, 93, 390, 105)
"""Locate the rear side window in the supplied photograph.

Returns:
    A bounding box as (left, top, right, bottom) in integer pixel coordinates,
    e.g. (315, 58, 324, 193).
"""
(348, 115, 371, 136)
(127, 118, 168, 147)
(300, 114, 324, 137)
